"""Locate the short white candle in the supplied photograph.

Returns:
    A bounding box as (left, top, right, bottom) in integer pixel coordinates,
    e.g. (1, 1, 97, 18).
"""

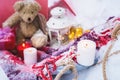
(24, 47, 37, 65)
(76, 40, 96, 66)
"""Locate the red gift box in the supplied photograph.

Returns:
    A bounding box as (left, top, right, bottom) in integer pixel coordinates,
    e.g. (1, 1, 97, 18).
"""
(0, 27, 16, 50)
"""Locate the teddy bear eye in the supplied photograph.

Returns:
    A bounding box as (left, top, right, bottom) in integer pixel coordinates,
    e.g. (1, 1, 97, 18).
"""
(31, 11, 34, 14)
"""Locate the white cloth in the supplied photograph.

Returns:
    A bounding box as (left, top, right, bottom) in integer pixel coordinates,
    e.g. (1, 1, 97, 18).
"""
(0, 66, 9, 80)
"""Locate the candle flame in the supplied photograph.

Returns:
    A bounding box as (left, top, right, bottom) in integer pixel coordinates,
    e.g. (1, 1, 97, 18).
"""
(22, 43, 25, 47)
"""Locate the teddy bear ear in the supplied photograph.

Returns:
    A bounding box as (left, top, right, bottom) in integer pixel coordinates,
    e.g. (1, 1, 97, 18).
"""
(34, 1, 41, 11)
(14, 1, 24, 11)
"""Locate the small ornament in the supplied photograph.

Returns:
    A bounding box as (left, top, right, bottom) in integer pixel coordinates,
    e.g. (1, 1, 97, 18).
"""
(68, 32, 75, 40)
(75, 27, 83, 33)
(75, 27, 83, 38)
(84, 29, 91, 33)
(68, 26, 83, 40)
(69, 27, 76, 33)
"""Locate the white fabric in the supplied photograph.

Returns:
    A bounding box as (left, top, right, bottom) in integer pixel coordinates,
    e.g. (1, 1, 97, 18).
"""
(0, 66, 9, 80)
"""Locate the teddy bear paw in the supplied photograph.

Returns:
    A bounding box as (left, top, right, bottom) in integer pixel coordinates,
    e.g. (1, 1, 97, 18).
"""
(31, 35, 47, 48)
(2, 22, 8, 27)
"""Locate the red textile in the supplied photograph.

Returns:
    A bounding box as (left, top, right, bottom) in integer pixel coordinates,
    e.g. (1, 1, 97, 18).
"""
(0, 27, 16, 50)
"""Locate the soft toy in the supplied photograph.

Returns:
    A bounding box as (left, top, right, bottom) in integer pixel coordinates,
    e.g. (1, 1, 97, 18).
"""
(3, 0, 48, 48)
(111, 24, 120, 39)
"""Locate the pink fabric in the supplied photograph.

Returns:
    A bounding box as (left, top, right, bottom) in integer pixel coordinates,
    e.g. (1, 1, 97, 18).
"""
(0, 0, 48, 27)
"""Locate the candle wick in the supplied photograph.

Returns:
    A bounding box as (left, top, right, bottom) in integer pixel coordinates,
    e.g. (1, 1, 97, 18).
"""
(29, 50, 33, 52)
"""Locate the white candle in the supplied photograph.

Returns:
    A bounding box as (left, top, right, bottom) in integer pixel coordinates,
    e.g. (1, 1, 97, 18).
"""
(76, 40, 96, 66)
(24, 47, 37, 65)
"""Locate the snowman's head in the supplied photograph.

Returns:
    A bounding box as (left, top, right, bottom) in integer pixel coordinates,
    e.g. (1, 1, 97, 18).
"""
(50, 7, 66, 18)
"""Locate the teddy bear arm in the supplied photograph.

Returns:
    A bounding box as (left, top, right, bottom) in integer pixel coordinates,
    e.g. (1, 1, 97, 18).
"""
(38, 13, 48, 35)
(111, 24, 120, 38)
(3, 12, 21, 28)
(16, 29, 26, 44)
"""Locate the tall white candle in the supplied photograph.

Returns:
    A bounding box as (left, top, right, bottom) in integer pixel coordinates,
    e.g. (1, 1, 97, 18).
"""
(24, 47, 37, 65)
(76, 40, 96, 66)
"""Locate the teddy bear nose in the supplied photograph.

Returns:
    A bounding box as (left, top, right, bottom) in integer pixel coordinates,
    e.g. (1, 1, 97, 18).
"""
(28, 18, 31, 21)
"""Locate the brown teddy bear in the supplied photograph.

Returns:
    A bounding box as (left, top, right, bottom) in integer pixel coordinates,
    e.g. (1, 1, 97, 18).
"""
(111, 24, 120, 39)
(3, 0, 48, 48)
